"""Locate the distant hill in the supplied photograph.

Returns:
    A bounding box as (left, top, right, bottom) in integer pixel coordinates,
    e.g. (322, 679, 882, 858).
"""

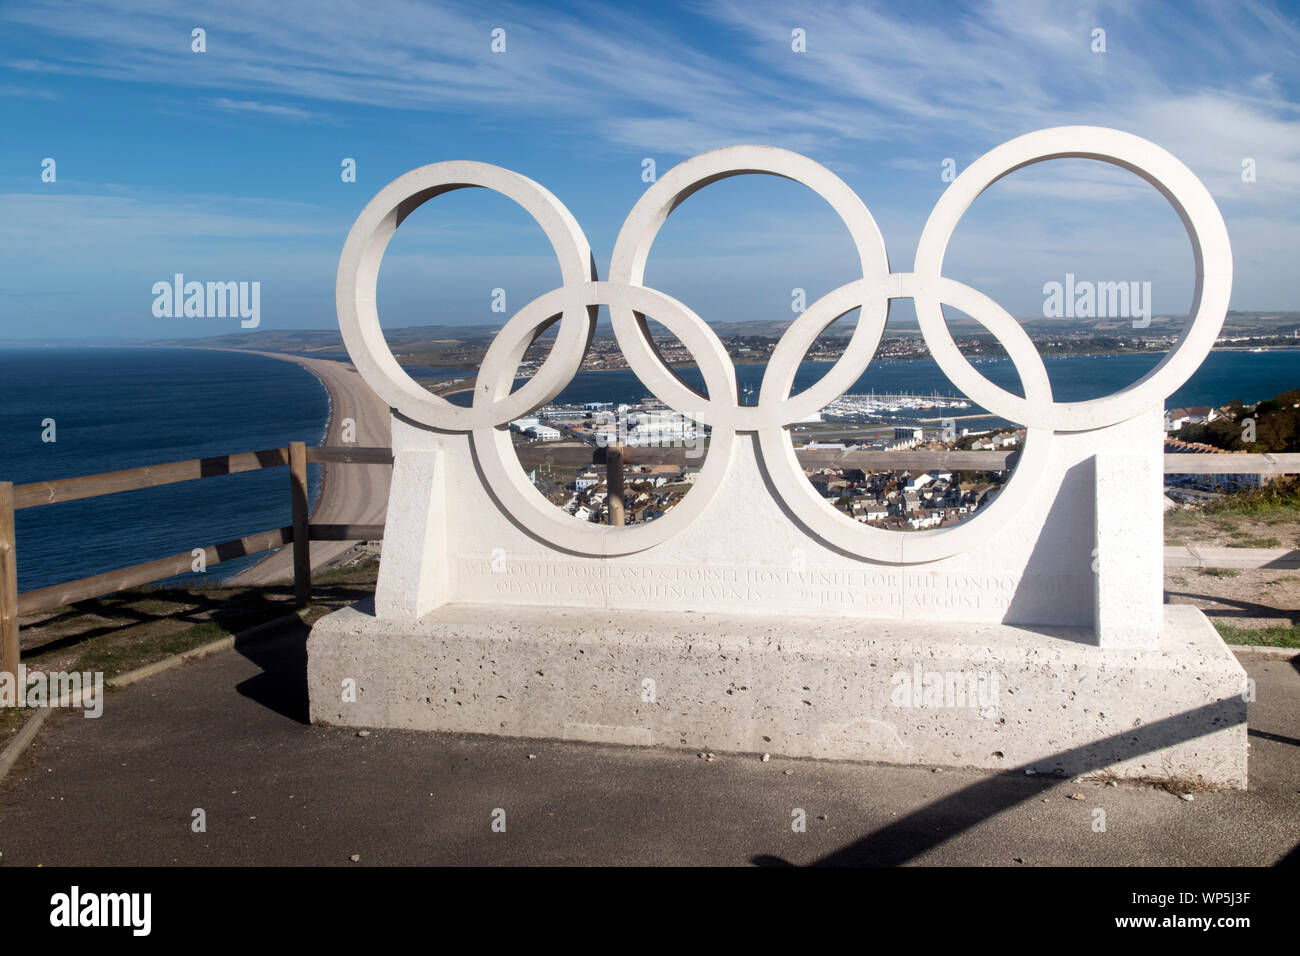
(127, 309, 1299, 353)
(1018, 310, 1300, 337)
(145, 324, 502, 352)
(0, 336, 151, 348)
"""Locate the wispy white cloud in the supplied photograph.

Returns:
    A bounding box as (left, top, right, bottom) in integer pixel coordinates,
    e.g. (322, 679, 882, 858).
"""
(3, 0, 1295, 192)
(5, 0, 1294, 171)
(0, 192, 335, 261)
(0, 0, 897, 157)
(701, 0, 1300, 198)
(0, 0, 1295, 325)
(209, 97, 332, 122)
(0, 81, 58, 98)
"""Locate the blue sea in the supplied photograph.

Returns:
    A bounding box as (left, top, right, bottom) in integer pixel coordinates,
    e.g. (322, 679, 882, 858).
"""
(0, 348, 328, 593)
(1, 345, 1297, 596)
(553, 349, 1300, 411)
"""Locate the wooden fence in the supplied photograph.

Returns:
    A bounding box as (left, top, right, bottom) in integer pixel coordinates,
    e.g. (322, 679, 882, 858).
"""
(0, 442, 389, 679)
(1, 443, 1298, 679)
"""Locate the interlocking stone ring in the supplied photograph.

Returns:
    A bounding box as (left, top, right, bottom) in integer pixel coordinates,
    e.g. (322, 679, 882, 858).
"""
(336, 126, 1232, 562)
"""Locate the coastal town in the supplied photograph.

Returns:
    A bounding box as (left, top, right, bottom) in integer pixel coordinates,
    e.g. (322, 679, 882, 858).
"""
(509, 394, 1020, 530)
(507, 392, 1277, 528)
(393, 317, 1300, 381)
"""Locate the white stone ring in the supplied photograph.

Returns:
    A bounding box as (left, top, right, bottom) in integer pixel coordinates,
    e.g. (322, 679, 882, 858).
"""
(336, 127, 1231, 560)
(911, 126, 1232, 432)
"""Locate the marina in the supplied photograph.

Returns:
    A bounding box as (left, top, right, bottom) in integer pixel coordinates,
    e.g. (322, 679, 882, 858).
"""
(819, 391, 973, 421)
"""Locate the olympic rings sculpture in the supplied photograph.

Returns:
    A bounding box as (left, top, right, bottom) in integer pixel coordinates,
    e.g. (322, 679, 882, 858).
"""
(336, 126, 1232, 563)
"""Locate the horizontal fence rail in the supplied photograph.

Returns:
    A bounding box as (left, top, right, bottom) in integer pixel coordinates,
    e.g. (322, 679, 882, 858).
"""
(309, 523, 386, 541)
(1160, 452, 1300, 474)
(306, 446, 393, 465)
(13, 448, 291, 510)
(516, 445, 1300, 475)
(17, 527, 293, 616)
(12, 446, 393, 510)
(2, 440, 1299, 679)
(1164, 546, 1300, 571)
(0, 442, 395, 676)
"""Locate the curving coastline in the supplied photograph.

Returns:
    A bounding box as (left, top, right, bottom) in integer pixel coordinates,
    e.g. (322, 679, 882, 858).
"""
(225, 350, 391, 585)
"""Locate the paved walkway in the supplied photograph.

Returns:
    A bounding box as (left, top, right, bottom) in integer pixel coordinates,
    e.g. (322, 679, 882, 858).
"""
(0, 624, 1296, 866)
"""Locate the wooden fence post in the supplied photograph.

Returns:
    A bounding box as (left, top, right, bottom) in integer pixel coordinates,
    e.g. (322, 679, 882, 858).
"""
(607, 445, 625, 526)
(0, 482, 18, 680)
(289, 443, 311, 606)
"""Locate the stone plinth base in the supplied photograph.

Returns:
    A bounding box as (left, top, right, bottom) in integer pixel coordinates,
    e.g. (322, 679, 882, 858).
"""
(307, 602, 1248, 788)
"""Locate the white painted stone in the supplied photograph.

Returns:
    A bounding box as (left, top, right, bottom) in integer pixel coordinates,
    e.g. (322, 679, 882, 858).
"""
(1094, 427, 1165, 647)
(373, 416, 448, 619)
(313, 128, 1245, 784)
(369, 417, 1161, 629)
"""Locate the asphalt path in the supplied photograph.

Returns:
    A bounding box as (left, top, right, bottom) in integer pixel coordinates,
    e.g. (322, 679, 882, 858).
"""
(0, 626, 1294, 867)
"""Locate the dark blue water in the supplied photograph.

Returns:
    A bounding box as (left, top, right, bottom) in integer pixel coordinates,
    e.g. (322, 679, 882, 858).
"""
(447, 347, 1300, 417)
(0, 348, 328, 593)
(3, 345, 1296, 598)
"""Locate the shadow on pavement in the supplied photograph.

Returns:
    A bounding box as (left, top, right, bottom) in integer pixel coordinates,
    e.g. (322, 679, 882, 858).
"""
(1165, 589, 1298, 625)
(233, 620, 312, 724)
(753, 698, 1246, 867)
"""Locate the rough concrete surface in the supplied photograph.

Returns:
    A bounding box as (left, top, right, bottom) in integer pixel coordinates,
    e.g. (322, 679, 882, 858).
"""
(0, 623, 1295, 867)
(308, 601, 1248, 786)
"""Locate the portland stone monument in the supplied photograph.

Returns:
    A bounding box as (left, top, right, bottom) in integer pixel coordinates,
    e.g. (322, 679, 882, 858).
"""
(308, 127, 1247, 787)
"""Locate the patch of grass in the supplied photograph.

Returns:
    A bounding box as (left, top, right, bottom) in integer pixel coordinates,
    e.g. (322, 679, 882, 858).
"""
(1200, 567, 1241, 577)
(1163, 508, 1205, 528)
(1227, 536, 1281, 548)
(1201, 479, 1300, 518)
(72, 618, 244, 679)
(1213, 621, 1300, 649)
(1165, 480, 1300, 541)
(1083, 769, 1121, 785)
(313, 557, 380, 586)
(1082, 768, 1225, 794)
(1148, 775, 1220, 796)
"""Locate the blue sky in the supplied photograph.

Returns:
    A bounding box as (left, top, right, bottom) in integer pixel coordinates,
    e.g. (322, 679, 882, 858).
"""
(0, 0, 1297, 340)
